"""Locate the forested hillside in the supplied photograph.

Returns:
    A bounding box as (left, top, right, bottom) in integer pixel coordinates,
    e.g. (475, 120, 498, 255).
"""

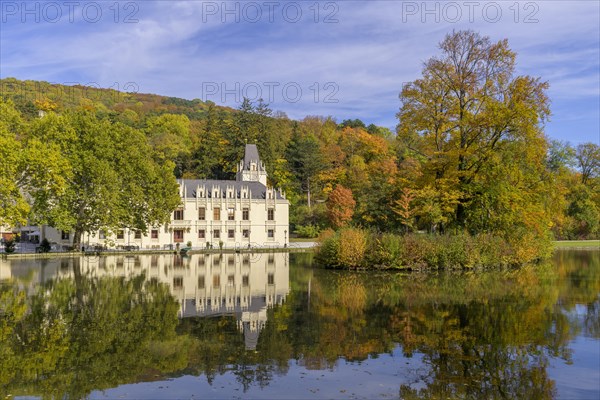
(1, 32, 598, 243)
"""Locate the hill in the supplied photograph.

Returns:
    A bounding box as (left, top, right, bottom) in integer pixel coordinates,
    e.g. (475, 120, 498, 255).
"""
(0, 77, 234, 120)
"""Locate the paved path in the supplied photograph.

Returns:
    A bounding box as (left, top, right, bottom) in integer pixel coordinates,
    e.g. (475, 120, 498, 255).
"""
(288, 241, 318, 249)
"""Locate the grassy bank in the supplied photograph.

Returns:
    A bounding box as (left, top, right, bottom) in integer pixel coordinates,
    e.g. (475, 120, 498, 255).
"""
(316, 228, 553, 270)
(554, 240, 600, 249)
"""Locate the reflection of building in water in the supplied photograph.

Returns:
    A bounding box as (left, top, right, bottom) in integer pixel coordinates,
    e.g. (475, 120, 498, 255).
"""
(1, 253, 289, 350)
(0, 260, 11, 281)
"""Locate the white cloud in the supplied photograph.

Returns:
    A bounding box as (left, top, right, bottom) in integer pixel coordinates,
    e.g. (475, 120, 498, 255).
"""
(1, 0, 598, 142)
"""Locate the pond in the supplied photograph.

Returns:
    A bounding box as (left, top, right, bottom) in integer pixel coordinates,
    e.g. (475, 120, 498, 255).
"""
(0, 250, 598, 399)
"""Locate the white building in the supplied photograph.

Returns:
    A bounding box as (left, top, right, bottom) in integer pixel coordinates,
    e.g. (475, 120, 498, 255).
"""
(30, 144, 290, 250)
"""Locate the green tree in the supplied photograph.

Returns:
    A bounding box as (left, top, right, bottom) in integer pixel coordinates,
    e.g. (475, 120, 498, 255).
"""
(0, 100, 69, 227)
(576, 142, 600, 185)
(286, 127, 326, 209)
(27, 110, 181, 249)
(145, 113, 194, 177)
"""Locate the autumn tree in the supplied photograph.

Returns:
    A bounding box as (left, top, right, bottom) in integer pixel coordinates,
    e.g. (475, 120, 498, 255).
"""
(397, 30, 551, 234)
(326, 185, 356, 228)
(393, 188, 415, 232)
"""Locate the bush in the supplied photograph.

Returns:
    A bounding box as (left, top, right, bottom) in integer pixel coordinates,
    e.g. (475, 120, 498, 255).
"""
(436, 233, 470, 269)
(316, 229, 340, 268)
(317, 229, 552, 270)
(367, 233, 405, 269)
(39, 238, 51, 253)
(4, 238, 16, 254)
(401, 234, 437, 269)
(337, 228, 367, 268)
(295, 224, 321, 238)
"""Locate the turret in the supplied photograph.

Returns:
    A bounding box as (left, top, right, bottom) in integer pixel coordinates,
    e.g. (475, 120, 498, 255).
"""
(236, 144, 268, 186)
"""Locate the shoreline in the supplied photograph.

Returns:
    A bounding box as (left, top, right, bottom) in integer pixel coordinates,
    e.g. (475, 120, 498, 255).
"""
(2, 240, 596, 260)
(554, 240, 599, 250)
(1, 244, 316, 259)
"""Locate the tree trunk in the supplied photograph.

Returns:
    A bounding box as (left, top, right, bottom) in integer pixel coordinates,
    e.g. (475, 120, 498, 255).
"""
(307, 177, 311, 210)
(72, 227, 84, 251)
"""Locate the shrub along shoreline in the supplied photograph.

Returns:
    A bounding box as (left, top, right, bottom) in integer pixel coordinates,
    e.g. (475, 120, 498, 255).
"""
(316, 228, 554, 270)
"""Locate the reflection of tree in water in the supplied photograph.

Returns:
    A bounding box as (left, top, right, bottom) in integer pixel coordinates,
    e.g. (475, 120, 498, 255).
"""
(0, 259, 182, 398)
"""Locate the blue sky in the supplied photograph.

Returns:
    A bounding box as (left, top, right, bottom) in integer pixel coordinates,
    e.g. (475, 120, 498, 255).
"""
(1, 0, 598, 144)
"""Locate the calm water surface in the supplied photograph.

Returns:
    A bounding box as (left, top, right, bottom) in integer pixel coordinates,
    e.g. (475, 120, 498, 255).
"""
(0, 250, 598, 399)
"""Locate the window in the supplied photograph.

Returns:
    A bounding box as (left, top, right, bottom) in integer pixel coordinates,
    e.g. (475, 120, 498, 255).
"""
(99, 230, 106, 239)
(61, 231, 70, 240)
(268, 208, 274, 221)
(228, 255, 235, 265)
(134, 230, 141, 239)
(198, 229, 205, 239)
(242, 275, 249, 286)
(173, 277, 183, 289)
(151, 229, 159, 239)
(228, 207, 235, 220)
(213, 207, 220, 221)
(267, 229, 274, 238)
(268, 273, 274, 285)
(242, 229, 250, 238)
(174, 209, 184, 220)
(242, 208, 249, 220)
(213, 275, 220, 288)
(198, 275, 205, 289)
(198, 207, 205, 220)
(213, 229, 220, 239)
(228, 229, 235, 239)
(174, 229, 184, 243)
(228, 275, 235, 286)
(117, 230, 124, 240)
(174, 256, 184, 268)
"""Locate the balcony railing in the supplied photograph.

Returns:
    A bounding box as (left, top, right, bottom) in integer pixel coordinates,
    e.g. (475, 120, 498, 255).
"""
(170, 220, 192, 228)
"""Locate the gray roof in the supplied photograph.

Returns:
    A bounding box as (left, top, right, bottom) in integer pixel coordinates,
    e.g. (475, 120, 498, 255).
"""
(244, 144, 260, 163)
(179, 179, 285, 200)
(180, 296, 281, 318)
(242, 144, 265, 171)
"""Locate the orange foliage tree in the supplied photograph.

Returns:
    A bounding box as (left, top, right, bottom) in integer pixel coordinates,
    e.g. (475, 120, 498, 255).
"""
(326, 185, 356, 228)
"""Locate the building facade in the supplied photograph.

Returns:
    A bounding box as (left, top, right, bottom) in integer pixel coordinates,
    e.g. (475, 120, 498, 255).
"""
(24, 144, 290, 250)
